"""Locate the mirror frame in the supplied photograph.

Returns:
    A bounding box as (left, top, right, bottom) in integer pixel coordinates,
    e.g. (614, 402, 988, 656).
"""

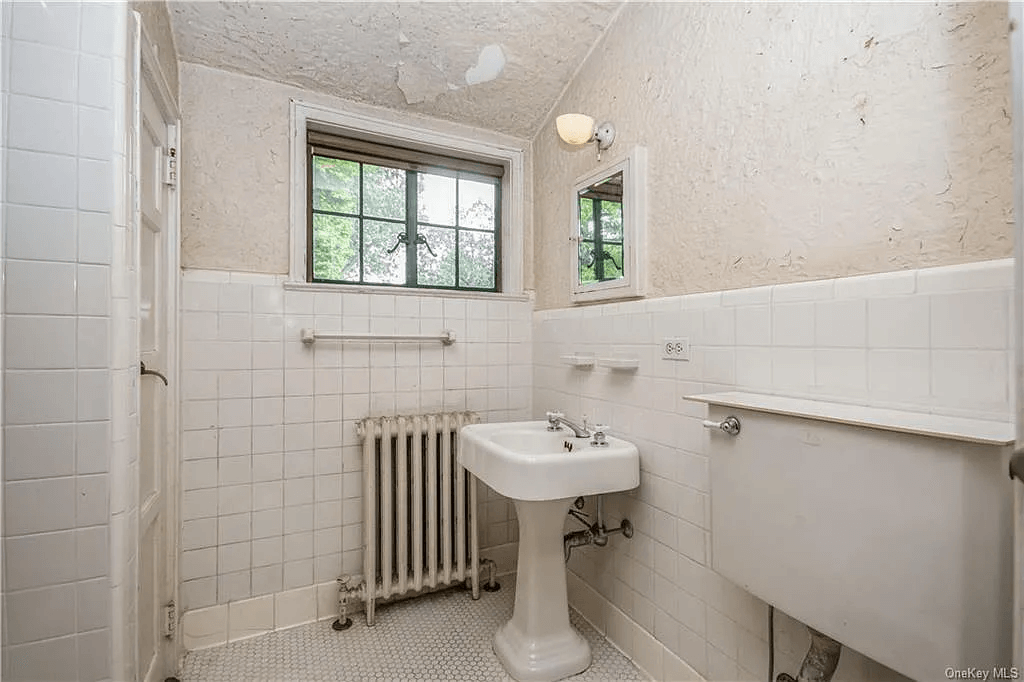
(570, 146, 647, 304)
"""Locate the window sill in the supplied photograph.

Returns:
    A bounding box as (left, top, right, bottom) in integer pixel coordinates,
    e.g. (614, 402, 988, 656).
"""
(282, 280, 533, 302)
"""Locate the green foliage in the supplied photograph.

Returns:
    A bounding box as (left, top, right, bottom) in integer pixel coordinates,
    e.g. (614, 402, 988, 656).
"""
(311, 155, 498, 290)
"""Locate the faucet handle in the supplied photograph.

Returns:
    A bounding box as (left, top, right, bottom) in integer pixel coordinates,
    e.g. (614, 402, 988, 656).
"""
(546, 410, 564, 421)
(546, 411, 564, 431)
(590, 424, 609, 447)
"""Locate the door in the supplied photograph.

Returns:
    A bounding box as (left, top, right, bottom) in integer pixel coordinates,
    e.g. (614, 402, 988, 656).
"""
(138, 59, 177, 682)
(1010, 0, 1023, 670)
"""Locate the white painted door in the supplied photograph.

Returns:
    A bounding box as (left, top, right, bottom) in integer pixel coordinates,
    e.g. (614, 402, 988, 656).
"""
(138, 70, 175, 682)
(1010, 0, 1023, 670)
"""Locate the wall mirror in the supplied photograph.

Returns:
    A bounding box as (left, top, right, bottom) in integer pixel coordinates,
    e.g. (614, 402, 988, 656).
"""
(570, 147, 646, 303)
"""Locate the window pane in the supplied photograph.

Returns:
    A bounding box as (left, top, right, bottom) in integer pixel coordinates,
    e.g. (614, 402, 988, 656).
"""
(312, 214, 359, 281)
(601, 199, 623, 241)
(312, 156, 359, 213)
(364, 164, 405, 220)
(458, 178, 495, 230)
(416, 226, 455, 288)
(578, 198, 595, 239)
(458, 230, 495, 289)
(601, 244, 624, 280)
(578, 240, 596, 285)
(362, 220, 407, 285)
(418, 173, 456, 226)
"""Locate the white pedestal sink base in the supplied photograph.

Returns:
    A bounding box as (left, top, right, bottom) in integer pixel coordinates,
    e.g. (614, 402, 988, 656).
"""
(493, 498, 591, 682)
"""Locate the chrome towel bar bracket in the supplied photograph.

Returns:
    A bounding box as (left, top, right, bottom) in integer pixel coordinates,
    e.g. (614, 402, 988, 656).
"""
(703, 415, 741, 436)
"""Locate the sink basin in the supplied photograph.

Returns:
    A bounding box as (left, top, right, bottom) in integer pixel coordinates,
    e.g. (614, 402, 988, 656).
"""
(458, 420, 640, 681)
(459, 421, 639, 501)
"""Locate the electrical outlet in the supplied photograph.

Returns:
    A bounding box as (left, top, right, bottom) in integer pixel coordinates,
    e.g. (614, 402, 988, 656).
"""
(662, 337, 690, 361)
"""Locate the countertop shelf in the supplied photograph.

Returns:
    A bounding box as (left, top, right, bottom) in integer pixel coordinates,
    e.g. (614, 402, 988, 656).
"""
(684, 391, 1014, 446)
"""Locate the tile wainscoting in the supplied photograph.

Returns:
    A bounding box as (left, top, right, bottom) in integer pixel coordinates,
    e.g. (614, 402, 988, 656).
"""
(178, 269, 531, 625)
(535, 258, 1013, 681)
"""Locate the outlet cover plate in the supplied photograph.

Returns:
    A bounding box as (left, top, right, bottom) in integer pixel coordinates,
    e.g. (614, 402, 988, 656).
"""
(662, 337, 690, 361)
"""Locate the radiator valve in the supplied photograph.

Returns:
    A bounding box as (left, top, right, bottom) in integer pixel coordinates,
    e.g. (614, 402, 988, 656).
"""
(333, 575, 363, 631)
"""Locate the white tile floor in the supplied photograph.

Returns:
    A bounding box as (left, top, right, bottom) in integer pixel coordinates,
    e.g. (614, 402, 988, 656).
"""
(179, 581, 645, 681)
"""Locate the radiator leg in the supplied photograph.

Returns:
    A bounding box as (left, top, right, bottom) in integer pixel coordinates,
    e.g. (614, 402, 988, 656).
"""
(333, 575, 362, 632)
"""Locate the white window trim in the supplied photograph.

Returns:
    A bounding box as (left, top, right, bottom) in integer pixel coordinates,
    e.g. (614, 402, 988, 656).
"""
(570, 146, 647, 304)
(289, 99, 525, 297)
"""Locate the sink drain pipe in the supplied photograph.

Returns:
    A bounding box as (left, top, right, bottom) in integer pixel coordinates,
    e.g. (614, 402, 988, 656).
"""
(776, 627, 842, 682)
(563, 495, 633, 562)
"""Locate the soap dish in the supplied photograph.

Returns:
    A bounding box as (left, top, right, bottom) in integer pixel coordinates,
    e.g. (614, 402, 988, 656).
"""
(560, 352, 595, 368)
(598, 356, 640, 371)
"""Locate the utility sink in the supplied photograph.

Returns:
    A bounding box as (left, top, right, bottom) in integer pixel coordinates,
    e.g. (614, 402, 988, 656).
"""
(458, 420, 640, 682)
(459, 421, 639, 501)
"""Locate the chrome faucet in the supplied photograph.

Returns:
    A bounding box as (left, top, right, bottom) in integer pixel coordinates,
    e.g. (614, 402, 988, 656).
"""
(546, 411, 591, 438)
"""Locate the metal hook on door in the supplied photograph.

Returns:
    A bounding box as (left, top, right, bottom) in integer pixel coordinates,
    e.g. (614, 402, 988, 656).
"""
(140, 361, 168, 386)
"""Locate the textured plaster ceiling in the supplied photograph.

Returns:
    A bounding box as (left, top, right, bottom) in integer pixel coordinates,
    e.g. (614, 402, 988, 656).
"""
(168, 2, 623, 139)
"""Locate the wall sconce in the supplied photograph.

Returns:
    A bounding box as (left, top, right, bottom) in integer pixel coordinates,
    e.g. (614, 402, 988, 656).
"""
(556, 113, 616, 161)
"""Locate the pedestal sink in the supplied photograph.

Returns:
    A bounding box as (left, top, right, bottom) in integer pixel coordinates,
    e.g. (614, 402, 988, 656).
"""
(459, 421, 640, 682)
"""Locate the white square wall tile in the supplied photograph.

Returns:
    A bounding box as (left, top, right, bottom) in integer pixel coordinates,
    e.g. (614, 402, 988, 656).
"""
(931, 350, 1008, 408)
(772, 302, 815, 347)
(8, 150, 76, 208)
(814, 349, 867, 393)
(4, 424, 76, 480)
(5, 205, 78, 262)
(11, 1, 81, 49)
(5, 316, 77, 369)
(183, 604, 228, 651)
(5, 370, 77, 425)
(930, 290, 1008, 350)
(770, 348, 814, 392)
(5, 584, 77, 645)
(228, 594, 275, 641)
(867, 349, 930, 400)
(7, 94, 76, 155)
(867, 296, 929, 349)
(5, 259, 77, 315)
(735, 306, 771, 346)
(9, 40, 77, 102)
(815, 299, 866, 348)
(5, 478, 77, 534)
(275, 586, 317, 629)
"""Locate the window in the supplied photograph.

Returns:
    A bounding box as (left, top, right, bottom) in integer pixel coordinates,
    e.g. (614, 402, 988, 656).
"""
(308, 132, 502, 292)
(577, 171, 624, 285)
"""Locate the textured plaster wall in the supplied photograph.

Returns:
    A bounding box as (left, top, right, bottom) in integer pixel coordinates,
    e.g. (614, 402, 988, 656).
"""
(180, 62, 533, 283)
(132, 0, 178, 101)
(532, 2, 1013, 310)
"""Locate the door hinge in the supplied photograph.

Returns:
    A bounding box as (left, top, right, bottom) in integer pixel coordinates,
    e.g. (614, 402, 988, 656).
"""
(164, 147, 178, 188)
(163, 601, 176, 639)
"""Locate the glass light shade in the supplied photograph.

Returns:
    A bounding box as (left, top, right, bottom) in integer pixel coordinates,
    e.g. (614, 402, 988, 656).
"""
(556, 114, 595, 145)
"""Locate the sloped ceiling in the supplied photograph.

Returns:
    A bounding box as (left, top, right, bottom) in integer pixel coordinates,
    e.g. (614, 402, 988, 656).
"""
(168, 2, 623, 139)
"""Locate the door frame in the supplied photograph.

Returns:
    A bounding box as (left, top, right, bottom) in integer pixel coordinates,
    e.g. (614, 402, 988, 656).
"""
(1011, 0, 1022, 670)
(137, 15, 182, 679)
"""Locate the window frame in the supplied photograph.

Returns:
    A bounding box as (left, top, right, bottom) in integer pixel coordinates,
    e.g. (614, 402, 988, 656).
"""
(289, 100, 525, 297)
(570, 147, 647, 304)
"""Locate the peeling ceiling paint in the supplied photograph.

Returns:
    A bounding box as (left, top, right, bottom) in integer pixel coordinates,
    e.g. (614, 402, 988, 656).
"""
(465, 44, 506, 86)
(168, 2, 623, 138)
